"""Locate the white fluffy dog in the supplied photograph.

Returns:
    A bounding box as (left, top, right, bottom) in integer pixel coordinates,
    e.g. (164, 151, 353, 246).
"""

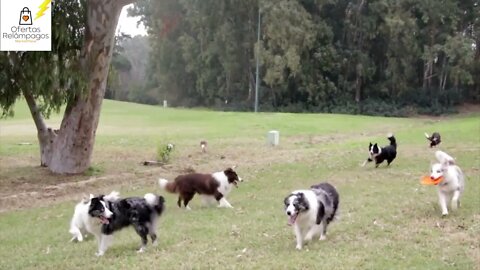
(68, 191, 120, 242)
(430, 151, 465, 216)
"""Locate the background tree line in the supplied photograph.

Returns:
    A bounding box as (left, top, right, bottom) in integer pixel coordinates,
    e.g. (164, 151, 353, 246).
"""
(120, 0, 479, 116)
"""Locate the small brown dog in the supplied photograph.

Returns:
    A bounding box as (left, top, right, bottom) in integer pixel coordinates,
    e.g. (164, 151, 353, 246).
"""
(200, 140, 208, 153)
(425, 132, 441, 147)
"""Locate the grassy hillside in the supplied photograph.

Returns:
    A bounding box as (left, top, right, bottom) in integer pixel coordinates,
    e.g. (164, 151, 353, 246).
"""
(0, 100, 478, 269)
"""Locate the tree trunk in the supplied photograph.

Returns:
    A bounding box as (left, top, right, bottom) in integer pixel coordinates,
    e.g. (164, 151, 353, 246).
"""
(355, 63, 363, 103)
(22, 89, 57, 167)
(48, 0, 134, 174)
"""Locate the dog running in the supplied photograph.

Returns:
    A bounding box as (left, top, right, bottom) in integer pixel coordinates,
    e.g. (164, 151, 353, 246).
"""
(429, 150, 465, 216)
(159, 167, 242, 210)
(284, 182, 339, 250)
(362, 134, 397, 168)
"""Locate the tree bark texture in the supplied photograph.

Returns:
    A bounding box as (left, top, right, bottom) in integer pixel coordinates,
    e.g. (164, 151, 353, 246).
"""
(47, 0, 130, 174)
(22, 0, 136, 172)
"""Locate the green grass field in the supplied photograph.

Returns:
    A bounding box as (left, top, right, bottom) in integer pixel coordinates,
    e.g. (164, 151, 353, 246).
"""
(0, 100, 479, 270)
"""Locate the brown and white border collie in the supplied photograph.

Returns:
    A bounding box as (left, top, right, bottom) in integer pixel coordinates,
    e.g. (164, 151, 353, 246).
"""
(158, 167, 242, 210)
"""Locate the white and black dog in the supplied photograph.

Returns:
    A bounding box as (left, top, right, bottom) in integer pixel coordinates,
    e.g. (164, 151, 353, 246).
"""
(362, 134, 397, 168)
(284, 183, 339, 250)
(430, 150, 465, 216)
(159, 167, 242, 210)
(73, 192, 165, 256)
(69, 191, 120, 243)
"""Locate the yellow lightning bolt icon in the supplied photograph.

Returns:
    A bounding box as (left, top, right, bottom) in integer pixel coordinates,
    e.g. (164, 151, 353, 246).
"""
(34, 0, 51, 20)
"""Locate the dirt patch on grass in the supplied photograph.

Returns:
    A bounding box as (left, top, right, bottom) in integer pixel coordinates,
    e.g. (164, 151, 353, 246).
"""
(0, 138, 317, 212)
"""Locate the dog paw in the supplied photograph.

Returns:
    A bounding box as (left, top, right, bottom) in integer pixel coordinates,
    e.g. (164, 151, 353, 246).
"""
(295, 245, 302, 250)
(451, 203, 458, 211)
(152, 240, 158, 247)
(137, 247, 146, 253)
(441, 212, 448, 217)
(319, 235, 326, 241)
(304, 236, 312, 242)
(95, 251, 104, 257)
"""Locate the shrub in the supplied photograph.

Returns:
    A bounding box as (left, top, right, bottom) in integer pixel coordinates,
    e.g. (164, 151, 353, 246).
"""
(156, 143, 175, 163)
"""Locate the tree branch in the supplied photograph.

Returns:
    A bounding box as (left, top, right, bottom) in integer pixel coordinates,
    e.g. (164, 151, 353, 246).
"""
(22, 89, 48, 133)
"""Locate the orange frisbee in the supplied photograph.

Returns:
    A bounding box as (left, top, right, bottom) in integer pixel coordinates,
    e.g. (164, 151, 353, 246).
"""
(421, 175, 443, 185)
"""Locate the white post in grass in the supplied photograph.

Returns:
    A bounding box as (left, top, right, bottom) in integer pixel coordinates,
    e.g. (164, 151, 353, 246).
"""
(267, 130, 279, 146)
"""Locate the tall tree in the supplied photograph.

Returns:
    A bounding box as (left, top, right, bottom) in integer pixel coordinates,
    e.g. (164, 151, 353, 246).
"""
(0, 0, 136, 174)
(136, 0, 478, 114)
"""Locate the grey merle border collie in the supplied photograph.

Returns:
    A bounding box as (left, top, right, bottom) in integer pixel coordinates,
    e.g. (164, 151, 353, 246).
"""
(158, 167, 242, 210)
(284, 182, 339, 250)
(87, 193, 165, 256)
(362, 134, 397, 168)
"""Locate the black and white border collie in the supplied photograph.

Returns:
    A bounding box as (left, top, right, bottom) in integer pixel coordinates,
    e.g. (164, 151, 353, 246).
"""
(425, 132, 441, 147)
(88, 193, 165, 256)
(284, 183, 339, 250)
(158, 167, 242, 210)
(69, 191, 120, 243)
(362, 134, 397, 168)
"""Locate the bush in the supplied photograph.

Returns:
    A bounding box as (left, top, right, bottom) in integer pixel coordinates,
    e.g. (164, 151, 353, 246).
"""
(156, 143, 175, 163)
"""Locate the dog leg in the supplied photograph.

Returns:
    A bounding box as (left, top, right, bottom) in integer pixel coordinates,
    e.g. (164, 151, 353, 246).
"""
(148, 221, 158, 246)
(451, 190, 461, 211)
(69, 226, 83, 242)
(201, 195, 216, 207)
(134, 224, 149, 253)
(304, 225, 321, 242)
(183, 193, 195, 210)
(361, 158, 371, 167)
(96, 234, 113, 256)
(218, 197, 233, 208)
(294, 224, 303, 250)
(438, 191, 448, 216)
(319, 221, 327, 241)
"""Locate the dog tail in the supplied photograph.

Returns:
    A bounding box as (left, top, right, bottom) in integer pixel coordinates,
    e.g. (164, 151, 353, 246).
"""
(158, 178, 177, 193)
(104, 191, 120, 202)
(424, 132, 431, 140)
(144, 193, 165, 215)
(435, 150, 455, 165)
(387, 133, 396, 148)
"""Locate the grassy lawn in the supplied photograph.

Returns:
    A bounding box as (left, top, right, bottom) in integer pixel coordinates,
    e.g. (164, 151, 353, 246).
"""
(0, 100, 479, 269)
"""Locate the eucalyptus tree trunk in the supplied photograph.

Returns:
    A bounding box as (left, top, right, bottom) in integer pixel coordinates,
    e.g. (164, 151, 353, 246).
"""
(23, 0, 135, 174)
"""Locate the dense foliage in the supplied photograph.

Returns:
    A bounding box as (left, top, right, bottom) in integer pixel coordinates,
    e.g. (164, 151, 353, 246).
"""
(129, 0, 478, 116)
(0, 0, 86, 117)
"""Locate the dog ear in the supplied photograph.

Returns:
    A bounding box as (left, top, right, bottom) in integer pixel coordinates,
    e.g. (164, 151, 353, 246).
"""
(89, 194, 94, 199)
(284, 196, 291, 206)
